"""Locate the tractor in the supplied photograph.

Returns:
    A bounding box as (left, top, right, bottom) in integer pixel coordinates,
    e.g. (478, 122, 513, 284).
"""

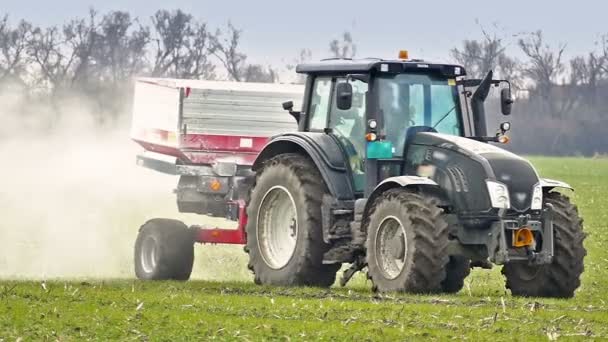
(132, 53, 586, 297)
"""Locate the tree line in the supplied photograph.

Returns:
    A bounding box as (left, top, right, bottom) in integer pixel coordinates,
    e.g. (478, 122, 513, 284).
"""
(1, 10, 606, 155)
(450, 28, 608, 156)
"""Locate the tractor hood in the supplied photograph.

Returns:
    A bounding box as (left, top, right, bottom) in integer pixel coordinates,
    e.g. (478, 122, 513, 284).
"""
(411, 132, 540, 212)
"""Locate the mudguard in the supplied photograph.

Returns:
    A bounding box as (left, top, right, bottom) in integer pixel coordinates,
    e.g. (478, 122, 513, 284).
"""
(253, 132, 356, 200)
(540, 178, 573, 191)
(376, 176, 439, 189)
(363, 176, 441, 215)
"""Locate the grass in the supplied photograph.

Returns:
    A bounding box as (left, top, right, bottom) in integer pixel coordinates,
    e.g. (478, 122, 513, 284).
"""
(1, 156, 608, 341)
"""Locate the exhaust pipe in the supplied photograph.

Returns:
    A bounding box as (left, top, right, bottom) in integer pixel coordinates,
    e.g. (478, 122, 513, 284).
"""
(471, 70, 493, 137)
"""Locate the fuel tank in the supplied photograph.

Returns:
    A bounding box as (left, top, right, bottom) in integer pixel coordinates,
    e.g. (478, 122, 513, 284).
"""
(405, 132, 540, 216)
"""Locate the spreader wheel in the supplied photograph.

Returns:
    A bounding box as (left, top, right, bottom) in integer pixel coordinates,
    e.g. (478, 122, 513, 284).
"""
(134, 218, 195, 280)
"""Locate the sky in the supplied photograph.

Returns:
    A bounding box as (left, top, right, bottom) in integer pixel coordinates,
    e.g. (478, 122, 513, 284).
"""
(3, 0, 607, 68)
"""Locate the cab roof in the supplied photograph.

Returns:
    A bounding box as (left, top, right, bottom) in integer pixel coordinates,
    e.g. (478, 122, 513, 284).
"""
(295, 58, 466, 78)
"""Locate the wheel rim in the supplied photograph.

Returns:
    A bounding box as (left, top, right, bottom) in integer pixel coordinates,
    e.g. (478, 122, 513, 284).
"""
(257, 185, 298, 269)
(141, 236, 158, 274)
(375, 216, 408, 280)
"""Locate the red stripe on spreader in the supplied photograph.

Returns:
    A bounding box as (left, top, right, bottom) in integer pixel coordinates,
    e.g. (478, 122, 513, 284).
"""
(181, 133, 269, 153)
(182, 151, 258, 166)
(132, 128, 173, 144)
(132, 139, 186, 159)
(134, 130, 269, 166)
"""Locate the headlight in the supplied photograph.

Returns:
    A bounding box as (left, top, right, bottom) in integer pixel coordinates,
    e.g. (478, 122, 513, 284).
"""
(531, 183, 543, 210)
(486, 180, 510, 209)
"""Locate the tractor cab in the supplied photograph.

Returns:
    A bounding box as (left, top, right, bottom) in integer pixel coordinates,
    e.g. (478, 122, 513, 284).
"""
(291, 53, 513, 197)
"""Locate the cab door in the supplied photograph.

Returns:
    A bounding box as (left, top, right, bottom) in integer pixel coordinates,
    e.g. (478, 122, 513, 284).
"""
(329, 78, 368, 193)
(305, 76, 368, 194)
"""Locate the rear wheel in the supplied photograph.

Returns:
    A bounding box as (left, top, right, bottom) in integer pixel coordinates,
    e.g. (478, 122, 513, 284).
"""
(246, 153, 339, 287)
(502, 192, 586, 298)
(134, 218, 194, 280)
(366, 189, 450, 293)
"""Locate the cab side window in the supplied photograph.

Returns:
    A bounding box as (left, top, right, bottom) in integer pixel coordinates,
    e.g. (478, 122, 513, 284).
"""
(308, 77, 332, 131)
(329, 78, 368, 165)
(329, 79, 368, 192)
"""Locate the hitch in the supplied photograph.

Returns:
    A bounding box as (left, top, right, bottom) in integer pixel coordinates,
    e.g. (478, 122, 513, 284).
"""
(490, 205, 555, 265)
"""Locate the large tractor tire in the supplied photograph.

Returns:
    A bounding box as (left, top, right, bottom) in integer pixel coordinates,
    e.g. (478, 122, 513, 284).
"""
(366, 189, 450, 293)
(245, 153, 340, 287)
(502, 192, 586, 298)
(441, 256, 471, 293)
(134, 218, 194, 280)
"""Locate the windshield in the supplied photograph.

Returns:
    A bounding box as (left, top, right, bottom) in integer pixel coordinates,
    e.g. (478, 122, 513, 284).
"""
(376, 73, 462, 156)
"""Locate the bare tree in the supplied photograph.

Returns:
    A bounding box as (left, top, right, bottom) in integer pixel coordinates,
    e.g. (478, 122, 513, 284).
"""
(517, 30, 584, 121)
(150, 9, 215, 79)
(27, 26, 70, 90)
(63, 9, 102, 88)
(210, 23, 276, 82)
(210, 23, 245, 81)
(27, 9, 101, 93)
(601, 34, 608, 74)
(0, 15, 33, 87)
(518, 31, 566, 97)
(496, 53, 522, 90)
(329, 31, 356, 59)
(242, 64, 277, 83)
(451, 26, 518, 80)
(287, 48, 312, 84)
(569, 48, 606, 108)
(95, 11, 149, 85)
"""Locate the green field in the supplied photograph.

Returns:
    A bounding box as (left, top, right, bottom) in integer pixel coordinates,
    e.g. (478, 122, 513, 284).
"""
(1, 157, 608, 340)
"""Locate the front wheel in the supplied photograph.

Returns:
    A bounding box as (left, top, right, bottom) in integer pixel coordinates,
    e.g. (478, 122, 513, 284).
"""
(502, 192, 586, 298)
(134, 218, 194, 280)
(366, 189, 450, 293)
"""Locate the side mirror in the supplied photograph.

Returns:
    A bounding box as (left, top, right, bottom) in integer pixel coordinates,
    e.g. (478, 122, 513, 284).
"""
(336, 82, 353, 110)
(500, 88, 513, 115)
(282, 100, 300, 123)
(282, 101, 294, 111)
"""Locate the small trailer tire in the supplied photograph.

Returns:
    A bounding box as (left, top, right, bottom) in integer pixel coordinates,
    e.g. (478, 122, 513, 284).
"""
(134, 218, 195, 281)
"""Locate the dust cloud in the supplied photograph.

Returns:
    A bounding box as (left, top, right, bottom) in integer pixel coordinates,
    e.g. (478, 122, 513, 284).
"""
(0, 87, 249, 280)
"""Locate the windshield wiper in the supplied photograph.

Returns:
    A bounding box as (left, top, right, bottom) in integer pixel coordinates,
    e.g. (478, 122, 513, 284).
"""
(432, 105, 457, 129)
